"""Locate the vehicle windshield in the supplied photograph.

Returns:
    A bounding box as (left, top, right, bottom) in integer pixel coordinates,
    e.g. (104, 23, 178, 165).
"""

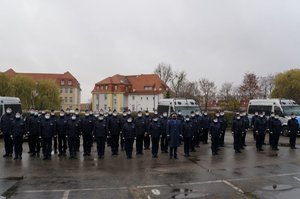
(282, 106, 300, 116)
(175, 106, 200, 116)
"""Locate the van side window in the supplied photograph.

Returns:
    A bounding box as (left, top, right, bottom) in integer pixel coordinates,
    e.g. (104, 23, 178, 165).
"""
(274, 106, 283, 115)
(248, 105, 272, 116)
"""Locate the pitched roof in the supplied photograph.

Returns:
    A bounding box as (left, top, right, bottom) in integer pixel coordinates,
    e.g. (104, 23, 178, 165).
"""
(92, 74, 169, 94)
(4, 68, 80, 88)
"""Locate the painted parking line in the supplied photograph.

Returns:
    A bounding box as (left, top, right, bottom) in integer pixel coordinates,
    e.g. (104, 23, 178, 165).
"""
(293, 177, 300, 182)
(62, 190, 70, 199)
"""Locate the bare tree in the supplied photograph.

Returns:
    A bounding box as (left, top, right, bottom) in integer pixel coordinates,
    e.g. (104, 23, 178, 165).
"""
(154, 62, 173, 85)
(178, 81, 200, 99)
(199, 78, 216, 111)
(171, 71, 187, 97)
(219, 82, 234, 100)
(239, 73, 261, 99)
(259, 74, 275, 99)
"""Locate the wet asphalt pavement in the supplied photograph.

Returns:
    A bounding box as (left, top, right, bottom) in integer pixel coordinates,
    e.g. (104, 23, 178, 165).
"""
(1, 132, 300, 199)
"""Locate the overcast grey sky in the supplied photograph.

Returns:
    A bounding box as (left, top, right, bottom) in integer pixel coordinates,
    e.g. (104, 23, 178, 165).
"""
(1, 0, 300, 102)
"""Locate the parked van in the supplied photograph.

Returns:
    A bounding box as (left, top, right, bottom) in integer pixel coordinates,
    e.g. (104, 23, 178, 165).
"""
(157, 98, 201, 116)
(247, 99, 300, 136)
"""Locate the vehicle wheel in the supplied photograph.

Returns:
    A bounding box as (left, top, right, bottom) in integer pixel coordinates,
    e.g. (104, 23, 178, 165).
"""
(282, 126, 290, 137)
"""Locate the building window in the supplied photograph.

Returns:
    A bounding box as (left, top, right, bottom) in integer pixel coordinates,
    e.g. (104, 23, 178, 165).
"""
(132, 96, 135, 100)
(141, 97, 143, 100)
(101, 86, 104, 90)
(69, 97, 73, 103)
(144, 86, 152, 91)
(64, 97, 68, 103)
(146, 97, 148, 100)
(65, 88, 68, 93)
(68, 80, 72, 86)
(104, 94, 107, 100)
(114, 85, 118, 90)
(132, 105, 135, 111)
(60, 88, 63, 93)
(114, 99, 117, 105)
(153, 96, 155, 100)
(125, 86, 128, 92)
(104, 104, 107, 110)
(70, 88, 73, 93)
(61, 80, 65, 86)
(105, 85, 108, 90)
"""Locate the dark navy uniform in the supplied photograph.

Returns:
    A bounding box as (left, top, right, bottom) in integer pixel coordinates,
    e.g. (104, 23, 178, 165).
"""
(201, 114, 211, 144)
(182, 119, 194, 157)
(108, 115, 121, 155)
(56, 115, 68, 155)
(167, 118, 182, 159)
(134, 116, 146, 154)
(40, 118, 55, 159)
(241, 115, 249, 147)
(11, 117, 26, 159)
(251, 114, 259, 140)
(190, 115, 198, 152)
(288, 117, 299, 149)
(144, 115, 151, 150)
(194, 114, 202, 147)
(160, 116, 169, 153)
(122, 121, 136, 159)
(232, 117, 244, 153)
(267, 115, 275, 145)
(120, 115, 127, 151)
(269, 118, 282, 150)
(26, 112, 35, 153)
(67, 118, 81, 158)
(81, 115, 94, 156)
(219, 115, 228, 147)
(93, 118, 108, 158)
(254, 116, 267, 151)
(27, 114, 41, 156)
(50, 114, 58, 154)
(210, 121, 221, 155)
(148, 119, 161, 158)
(0, 112, 14, 157)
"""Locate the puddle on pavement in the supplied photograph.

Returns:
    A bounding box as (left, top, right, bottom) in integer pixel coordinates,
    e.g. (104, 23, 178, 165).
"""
(171, 188, 208, 199)
(255, 185, 300, 199)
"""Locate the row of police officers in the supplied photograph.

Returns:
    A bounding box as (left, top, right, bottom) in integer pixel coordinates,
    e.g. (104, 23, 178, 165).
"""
(1, 107, 299, 160)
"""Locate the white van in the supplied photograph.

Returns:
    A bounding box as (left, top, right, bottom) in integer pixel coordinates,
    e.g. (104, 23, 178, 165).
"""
(157, 98, 201, 116)
(0, 97, 22, 117)
(247, 99, 300, 136)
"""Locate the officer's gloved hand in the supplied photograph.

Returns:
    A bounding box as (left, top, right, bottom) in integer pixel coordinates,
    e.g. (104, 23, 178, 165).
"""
(232, 131, 234, 135)
(270, 132, 273, 134)
(39, 136, 42, 139)
(54, 135, 57, 138)
(209, 134, 212, 138)
(23, 135, 26, 139)
(10, 135, 13, 138)
(66, 135, 68, 138)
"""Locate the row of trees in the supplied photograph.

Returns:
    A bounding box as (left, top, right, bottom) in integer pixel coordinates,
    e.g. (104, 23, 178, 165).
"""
(154, 63, 300, 111)
(0, 73, 62, 110)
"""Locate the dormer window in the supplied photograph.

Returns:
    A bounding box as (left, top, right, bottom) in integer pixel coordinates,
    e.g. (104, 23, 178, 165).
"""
(68, 80, 72, 86)
(144, 86, 152, 91)
(61, 80, 65, 86)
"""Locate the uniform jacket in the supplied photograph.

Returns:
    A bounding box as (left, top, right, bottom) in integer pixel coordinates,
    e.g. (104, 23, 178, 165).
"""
(148, 121, 161, 138)
(11, 118, 26, 137)
(166, 119, 182, 147)
(93, 120, 108, 138)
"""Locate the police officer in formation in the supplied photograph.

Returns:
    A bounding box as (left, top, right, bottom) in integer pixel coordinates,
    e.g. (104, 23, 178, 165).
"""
(11, 112, 26, 159)
(81, 110, 94, 156)
(269, 114, 282, 150)
(210, 117, 221, 155)
(56, 110, 68, 156)
(254, 113, 267, 151)
(134, 111, 146, 155)
(241, 112, 249, 147)
(160, 112, 169, 153)
(122, 116, 136, 159)
(40, 112, 55, 160)
(167, 113, 182, 159)
(144, 111, 151, 150)
(288, 113, 299, 149)
(148, 114, 161, 158)
(182, 115, 193, 157)
(108, 110, 121, 156)
(219, 111, 228, 147)
(231, 113, 244, 153)
(93, 114, 108, 159)
(201, 112, 211, 144)
(27, 111, 40, 156)
(67, 114, 81, 159)
(1, 107, 14, 157)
